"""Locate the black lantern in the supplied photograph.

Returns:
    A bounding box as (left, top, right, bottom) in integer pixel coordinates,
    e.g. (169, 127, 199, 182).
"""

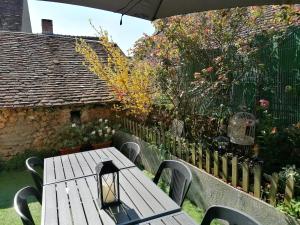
(96, 159, 120, 209)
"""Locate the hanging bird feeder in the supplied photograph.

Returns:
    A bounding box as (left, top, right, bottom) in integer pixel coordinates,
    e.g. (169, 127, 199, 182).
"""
(227, 112, 256, 146)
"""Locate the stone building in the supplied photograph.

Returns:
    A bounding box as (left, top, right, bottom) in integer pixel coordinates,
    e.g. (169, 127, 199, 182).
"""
(0, 2, 116, 157)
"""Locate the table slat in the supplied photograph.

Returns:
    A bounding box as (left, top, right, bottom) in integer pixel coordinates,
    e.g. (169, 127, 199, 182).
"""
(44, 147, 136, 185)
(44, 157, 55, 184)
(67, 180, 88, 225)
(128, 168, 179, 211)
(53, 156, 65, 181)
(42, 168, 180, 225)
(68, 154, 84, 177)
(140, 212, 197, 225)
(56, 182, 73, 225)
(42, 185, 58, 225)
(60, 155, 74, 180)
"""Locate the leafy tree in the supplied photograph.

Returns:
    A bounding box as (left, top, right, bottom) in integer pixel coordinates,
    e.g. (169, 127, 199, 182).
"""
(132, 5, 299, 141)
(76, 29, 157, 119)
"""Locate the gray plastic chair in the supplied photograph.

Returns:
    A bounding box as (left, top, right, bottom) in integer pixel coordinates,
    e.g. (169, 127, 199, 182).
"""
(26, 157, 43, 196)
(153, 160, 192, 207)
(201, 205, 262, 225)
(120, 142, 141, 163)
(14, 186, 42, 225)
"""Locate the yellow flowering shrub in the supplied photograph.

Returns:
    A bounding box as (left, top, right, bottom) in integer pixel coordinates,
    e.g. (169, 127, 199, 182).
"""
(75, 29, 156, 118)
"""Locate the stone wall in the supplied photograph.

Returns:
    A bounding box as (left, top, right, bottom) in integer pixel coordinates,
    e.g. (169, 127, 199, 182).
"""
(0, 104, 112, 158)
(113, 131, 300, 225)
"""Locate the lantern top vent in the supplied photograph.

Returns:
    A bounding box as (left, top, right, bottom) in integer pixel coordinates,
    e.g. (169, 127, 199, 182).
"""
(96, 159, 119, 175)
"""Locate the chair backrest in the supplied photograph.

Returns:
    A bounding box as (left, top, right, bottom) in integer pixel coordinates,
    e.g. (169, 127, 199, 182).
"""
(14, 186, 42, 225)
(200, 205, 262, 225)
(25, 157, 43, 195)
(120, 142, 141, 163)
(153, 160, 192, 207)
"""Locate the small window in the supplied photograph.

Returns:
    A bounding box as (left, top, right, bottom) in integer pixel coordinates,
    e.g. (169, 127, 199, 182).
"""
(70, 110, 81, 124)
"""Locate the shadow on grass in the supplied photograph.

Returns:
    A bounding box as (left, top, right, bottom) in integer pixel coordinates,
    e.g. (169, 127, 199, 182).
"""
(0, 170, 36, 209)
(0, 170, 42, 225)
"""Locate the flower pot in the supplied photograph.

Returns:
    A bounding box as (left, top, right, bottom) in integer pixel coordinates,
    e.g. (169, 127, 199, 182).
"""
(59, 146, 81, 155)
(91, 140, 112, 150)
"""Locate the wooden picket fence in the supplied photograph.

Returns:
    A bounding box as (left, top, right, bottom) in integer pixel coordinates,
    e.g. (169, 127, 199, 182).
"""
(120, 117, 295, 206)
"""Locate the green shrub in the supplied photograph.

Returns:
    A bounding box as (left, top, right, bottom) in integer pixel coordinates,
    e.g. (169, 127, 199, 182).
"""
(277, 198, 300, 219)
(278, 165, 300, 196)
(3, 149, 58, 171)
(258, 123, 300, 172)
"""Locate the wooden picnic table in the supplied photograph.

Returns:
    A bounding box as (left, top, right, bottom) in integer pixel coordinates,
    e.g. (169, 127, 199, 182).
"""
(42, 147, 197, 225)
(43, 147, 135, 185)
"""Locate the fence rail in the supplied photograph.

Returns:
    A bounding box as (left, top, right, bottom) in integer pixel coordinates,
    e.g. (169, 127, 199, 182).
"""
(120, 117, 295, 207)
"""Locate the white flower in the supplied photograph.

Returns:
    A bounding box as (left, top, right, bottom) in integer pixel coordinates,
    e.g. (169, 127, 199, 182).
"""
(107, 127, 111, 133)
(104, 119, 108, 124)
(71, 123, 76, 128)
(112, 130, 115, 135)
(104, 134, 108, 137)
(91, 131, 96, 135)
(83, 137, 88, 142)
(99, 118, 103, 122)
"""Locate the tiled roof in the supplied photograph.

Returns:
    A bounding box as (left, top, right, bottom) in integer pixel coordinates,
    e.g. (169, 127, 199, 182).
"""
(0, 31, 116, 108)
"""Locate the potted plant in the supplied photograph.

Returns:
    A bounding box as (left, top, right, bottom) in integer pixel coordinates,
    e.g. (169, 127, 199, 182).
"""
(57, 123, 83, 155)
(86, 118, 115, 149)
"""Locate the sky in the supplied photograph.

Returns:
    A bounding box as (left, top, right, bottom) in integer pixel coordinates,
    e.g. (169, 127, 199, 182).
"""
(27, 0, 155, 54)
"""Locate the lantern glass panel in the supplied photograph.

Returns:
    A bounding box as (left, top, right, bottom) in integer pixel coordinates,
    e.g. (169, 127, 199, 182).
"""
(101, 173, 118, 204)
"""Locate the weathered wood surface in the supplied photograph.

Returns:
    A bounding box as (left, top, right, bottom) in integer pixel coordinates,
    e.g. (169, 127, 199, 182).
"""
(42, 167, 181, 225)
(44, 147, 136, 185)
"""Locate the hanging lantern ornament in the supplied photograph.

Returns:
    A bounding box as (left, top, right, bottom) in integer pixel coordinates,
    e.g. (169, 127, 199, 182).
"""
(227, 112, 256, 146)
(96, 159, 120, 209)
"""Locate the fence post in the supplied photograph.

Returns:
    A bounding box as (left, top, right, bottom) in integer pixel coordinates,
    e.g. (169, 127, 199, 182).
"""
(221, 154, 228, 182)
(191, 143, 196, 165)
(128, 120, 131, 132)
(142, 124, 145, 140)
(156, 129, 161, 146)
(139, 124, 142, 138)
(270, 173, 279, 206)
(232, 156, 238, 187)
(198, 145, 203, 169)
(134, 121, 137, 136)
(242, 161, 249, 193)
(178, 139, 182, 159)
(284, 175, 295, 204)
(206, 149, 211, 174)
(127, 118, 130, 130)
(254, 164, 262, 198)
(137, 122, 140, 137)
(161, 127, 166, 149)
(145, 127, 149, 142)
(185, 142, 190, 163)
(123, 118, 126, 129)
(171, 136, 176, 156)
(214, 151, 219, 177)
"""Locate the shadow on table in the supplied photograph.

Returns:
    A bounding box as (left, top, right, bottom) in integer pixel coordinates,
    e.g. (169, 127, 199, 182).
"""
(104, 201, 140, 225)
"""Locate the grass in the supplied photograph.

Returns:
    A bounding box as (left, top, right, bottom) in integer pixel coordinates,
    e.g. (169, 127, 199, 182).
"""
(0, 170, 41, 225)
(0, 169, 219, 225)
(143, 170, 220, 225)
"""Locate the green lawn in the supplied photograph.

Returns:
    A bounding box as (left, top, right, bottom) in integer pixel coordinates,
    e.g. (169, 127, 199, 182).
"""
(0, 170, 41, 225)
(0, 170, 218, 225)
(143, 170, 220, 225)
